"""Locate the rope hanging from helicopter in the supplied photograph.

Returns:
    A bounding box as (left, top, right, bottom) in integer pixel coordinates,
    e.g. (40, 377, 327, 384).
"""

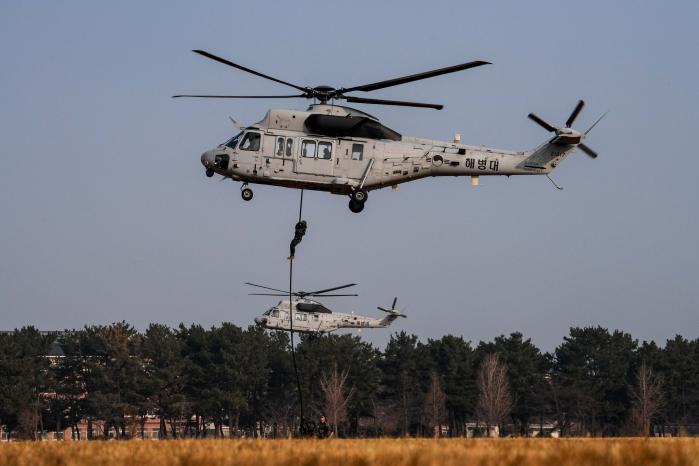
(287, 189, 312, 435)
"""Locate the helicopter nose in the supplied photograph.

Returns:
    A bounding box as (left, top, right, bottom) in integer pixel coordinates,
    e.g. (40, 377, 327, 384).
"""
(254, 317, 267, 326)
(201, 151, 214, 168)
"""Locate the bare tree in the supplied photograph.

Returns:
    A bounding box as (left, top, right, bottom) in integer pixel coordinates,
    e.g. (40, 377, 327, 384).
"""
(628, 361, 662, 436)
(320, 363, 355, 436)
(423, 371, 447, 437)
(476, 353, 512, 437)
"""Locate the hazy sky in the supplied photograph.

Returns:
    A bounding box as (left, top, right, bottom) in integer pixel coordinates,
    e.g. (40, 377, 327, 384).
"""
(1, 1, 698, 351)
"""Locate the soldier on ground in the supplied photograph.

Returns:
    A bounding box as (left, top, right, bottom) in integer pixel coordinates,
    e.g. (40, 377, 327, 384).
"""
(317, 414, 332, 438)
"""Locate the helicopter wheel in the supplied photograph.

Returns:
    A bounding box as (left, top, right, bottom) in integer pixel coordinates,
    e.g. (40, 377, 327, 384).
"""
(241, 187, 254, 201)
(351, 189, 368, 203)
(348, 199, 365, 213)
(205, 168, 214, 178)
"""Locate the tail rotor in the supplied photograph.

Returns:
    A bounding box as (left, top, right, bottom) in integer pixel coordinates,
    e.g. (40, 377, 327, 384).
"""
(377, 297, 407, 318)
(528, 99, 605, 159)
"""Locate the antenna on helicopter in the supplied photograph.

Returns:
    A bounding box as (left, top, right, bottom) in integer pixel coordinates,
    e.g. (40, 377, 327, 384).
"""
(228, 115, 243, 130)
(173, 50, 491, 110)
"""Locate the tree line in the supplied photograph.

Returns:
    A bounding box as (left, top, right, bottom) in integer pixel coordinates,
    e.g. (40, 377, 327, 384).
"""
(1, 323, 697, 439)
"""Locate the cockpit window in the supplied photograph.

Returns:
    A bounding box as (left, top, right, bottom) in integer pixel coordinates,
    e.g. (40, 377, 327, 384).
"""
(240, 132, 261, 151)
(224, 132, 242, 149)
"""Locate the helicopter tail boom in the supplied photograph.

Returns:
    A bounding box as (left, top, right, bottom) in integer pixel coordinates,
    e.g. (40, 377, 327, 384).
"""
(378, 311, 405, 327)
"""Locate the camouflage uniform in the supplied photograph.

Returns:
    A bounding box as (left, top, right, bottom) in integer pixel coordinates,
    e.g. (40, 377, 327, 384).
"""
(289, 220, 307, 259)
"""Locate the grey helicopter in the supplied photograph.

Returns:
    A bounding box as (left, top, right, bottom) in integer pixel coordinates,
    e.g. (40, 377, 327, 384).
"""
(247, 282, 406, 334)
(175, 50, 604, 213)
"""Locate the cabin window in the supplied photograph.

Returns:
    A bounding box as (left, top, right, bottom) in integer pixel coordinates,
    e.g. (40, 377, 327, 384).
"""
(285, 138, 293, 157)
(351, 143, 364, 160)
(301, 140, 316, 158)
(240, 132, 261, 151)
(318, 142, 332, 160)
(276, 137, 284, 156)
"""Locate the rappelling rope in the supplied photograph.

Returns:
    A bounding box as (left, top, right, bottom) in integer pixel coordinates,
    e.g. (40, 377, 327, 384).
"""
(288, 189, 307, 433)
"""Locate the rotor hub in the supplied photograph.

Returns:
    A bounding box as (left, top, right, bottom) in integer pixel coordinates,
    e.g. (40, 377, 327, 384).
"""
(309, 85, 337, 102)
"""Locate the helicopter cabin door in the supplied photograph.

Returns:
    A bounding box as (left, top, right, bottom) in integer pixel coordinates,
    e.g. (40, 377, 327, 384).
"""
(295, 138, 334, 176)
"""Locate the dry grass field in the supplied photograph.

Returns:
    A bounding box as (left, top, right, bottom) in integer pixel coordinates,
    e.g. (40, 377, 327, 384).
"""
(1, 438, 698, 466)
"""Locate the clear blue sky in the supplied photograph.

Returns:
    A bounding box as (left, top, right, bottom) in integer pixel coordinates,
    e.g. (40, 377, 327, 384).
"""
(1, 1, 697, 350)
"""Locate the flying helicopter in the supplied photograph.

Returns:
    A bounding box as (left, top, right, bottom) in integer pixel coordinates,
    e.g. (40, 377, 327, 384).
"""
(175, 50, 604, 213)
(247, 282, 406, 334)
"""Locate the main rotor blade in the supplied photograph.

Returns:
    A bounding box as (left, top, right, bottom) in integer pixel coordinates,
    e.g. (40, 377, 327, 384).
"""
(392, 297, 398, 309)
(304, 293, 359, 297)
(192, 50, 308, 93)
(578, 143, 598, 159)
(305, 283, 357, 295)
(528, 113, 557, 132)
(344, 95, 443, 110)
(566, 100, 585, 127)
(340, 60, 490, 94)
(249, 293, 289, 296)
(172, 94, 306, 99)
(245, 282, 288, 294)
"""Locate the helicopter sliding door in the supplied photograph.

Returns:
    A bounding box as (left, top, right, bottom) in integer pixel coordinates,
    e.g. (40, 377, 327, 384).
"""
(295, 138, 334, 176)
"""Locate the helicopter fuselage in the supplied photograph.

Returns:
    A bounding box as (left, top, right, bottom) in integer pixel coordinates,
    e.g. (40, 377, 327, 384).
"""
(253, 298, 402, 334)
(201, 104, 579, 209)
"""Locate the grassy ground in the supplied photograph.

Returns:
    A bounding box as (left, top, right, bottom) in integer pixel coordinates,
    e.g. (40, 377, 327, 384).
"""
(1, 438, 698, 466)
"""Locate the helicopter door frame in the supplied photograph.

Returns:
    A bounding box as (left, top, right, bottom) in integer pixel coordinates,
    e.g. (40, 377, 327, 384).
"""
(295, 138, 334, 177)
(238, 130, 264, 166)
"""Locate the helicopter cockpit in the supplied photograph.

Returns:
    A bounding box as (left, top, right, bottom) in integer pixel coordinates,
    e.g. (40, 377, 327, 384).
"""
(223, 132, 242, 149)
(223, 131, 262, 151)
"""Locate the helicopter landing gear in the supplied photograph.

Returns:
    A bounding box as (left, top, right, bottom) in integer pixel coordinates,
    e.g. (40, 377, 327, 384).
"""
(241, 183, 253, 201)
(351, 189, 368, 203)
(348, 189, 367, 213)
(205, 168, 214, 178)
(348, 199, 365, 213)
